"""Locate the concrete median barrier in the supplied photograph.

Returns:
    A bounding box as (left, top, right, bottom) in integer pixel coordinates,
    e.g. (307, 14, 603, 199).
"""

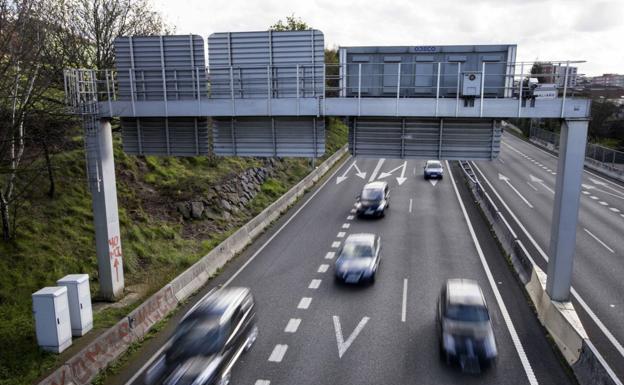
(36, 145, 349, 385)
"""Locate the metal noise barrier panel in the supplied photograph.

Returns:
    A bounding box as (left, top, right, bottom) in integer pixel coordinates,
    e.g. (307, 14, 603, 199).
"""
(213, 117, 325, 157)
(349, 118, 500, 160)
(208, 30, 325, 98)
(114, 35, 207, 101)
(121, 117, 210, 156)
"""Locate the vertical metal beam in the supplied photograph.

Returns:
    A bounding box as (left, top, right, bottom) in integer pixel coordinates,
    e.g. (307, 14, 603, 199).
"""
(230, 67, 235, 115)
(518, 63, 524, 117)
(455, 62, 461, 117)
(267, 65, 272, 115)
(358, 63, 362, 116)
(271, 117, 277, 157)
(313, 118, 318, 159)
(353, 117, 357, 155)
(480, 62, 486, 117)
(90, 119, 124, 300)
(435, 62, 441, 117)
(311, 30, 316, 97)
(196, 67, 201, 114)
(165, 117, 170, 156)
(401, 118, 405, 159)
(105, 70, 113, 115)
(230, 118, 237, 156)
(546, 119, 589, 301)
(396, 62, 401, 116)
(438, 118, 444, 159)
(296, 64, 300, 116)
(560, 61, 570, 118)
(137, 118, 143, 155)
(129, 69, 136, 116)
(194, 118, 199, 156)
(159, 36, 168, 116)
(490, 120, 497, 160)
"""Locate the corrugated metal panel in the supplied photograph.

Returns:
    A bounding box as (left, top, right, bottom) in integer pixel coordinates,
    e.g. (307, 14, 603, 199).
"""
(121, 117, 210, 156)
(341, 45, 515, 98)
(114, 35, 206, 102)
(208, 30, 324, 99)
(349, 118, 499, 160)
(213, 117, 325, 157)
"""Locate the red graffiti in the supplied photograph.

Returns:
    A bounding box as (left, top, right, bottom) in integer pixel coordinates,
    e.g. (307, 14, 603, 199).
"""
(108, 236, 123, 259)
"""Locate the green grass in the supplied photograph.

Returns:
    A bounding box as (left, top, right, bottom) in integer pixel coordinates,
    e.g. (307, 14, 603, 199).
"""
(0, 119, 347, 385)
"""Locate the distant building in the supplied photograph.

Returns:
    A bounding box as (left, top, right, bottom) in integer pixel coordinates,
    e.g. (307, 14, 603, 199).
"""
(539, 63, 578, 88)
(590, 74, 624, 88)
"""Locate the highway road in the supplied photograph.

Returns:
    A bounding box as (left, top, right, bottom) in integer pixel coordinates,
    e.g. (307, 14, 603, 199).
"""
(108, 155, 575, 385)
(473, 132, 624, 381)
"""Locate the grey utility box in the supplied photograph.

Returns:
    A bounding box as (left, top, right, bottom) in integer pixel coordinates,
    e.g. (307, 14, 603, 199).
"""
(32, 286, 72, 353)
(57, 274, 93, 336)
(462, 72, 482, 96)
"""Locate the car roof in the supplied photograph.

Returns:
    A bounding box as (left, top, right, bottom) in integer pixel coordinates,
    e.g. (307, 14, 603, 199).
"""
(344, 233, 376, 246)
(185, 287, 249, 322)
(426, 160, 442, 165)
(446, 279, 486, 307)
(363, 181, 387, 190)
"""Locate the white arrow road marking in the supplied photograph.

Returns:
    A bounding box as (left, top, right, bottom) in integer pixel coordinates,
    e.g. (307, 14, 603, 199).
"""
(333, 316, 370, 358)
(378, 161, 408, 185)
(368, 158, 386, 182)
(336, 161, 367, 184)
(584, 228, 615, 253)
(529, 174, 555, 194)
(428, 179, 439, 187)
(499, 173, 534, 208)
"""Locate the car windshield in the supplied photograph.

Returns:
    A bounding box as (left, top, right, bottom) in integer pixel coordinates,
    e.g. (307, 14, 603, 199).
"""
(427, 162, 442, 169)
(341, 242, 373, 259)
(361, 188, 382, 201)
(445, 304, 490, 322)
(168, 318, 225, 359)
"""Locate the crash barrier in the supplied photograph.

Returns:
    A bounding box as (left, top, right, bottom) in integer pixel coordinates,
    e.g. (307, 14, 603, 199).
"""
(459, 162, 622, 385)
(38, 145, 349, 385)
(528, 127, 624, 183)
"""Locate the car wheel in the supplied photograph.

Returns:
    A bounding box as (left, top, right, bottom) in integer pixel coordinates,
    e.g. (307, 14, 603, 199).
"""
(217, 371, 231, 385)
(244, 325, 258, 352)
(424, 175, 428, 180)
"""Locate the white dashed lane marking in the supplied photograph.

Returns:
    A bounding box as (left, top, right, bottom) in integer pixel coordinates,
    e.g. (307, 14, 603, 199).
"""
(342, 223, 350, 229)
(337, 232, 346, 238)
(268, 345, 288, 362)
(332, 241, 341, 248)
(599, 201, 609, 206)
(308, 279, 322, 289)
(347, 215, 355, 220)
(318, 264, 329, 273)
(582, 191, 590, 195)
(255, 380, 270, 385)
(610, 207, 620, 213)
(284, 318, 301, 333)
(350, 209, 356, 214)
(325, 251, 336, 259)
(590, 196, 599, 200)
(297, 297, 312, 309)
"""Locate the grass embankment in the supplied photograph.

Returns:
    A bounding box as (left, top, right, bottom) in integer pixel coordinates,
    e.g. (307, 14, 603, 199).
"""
(0, 118, 348, 385)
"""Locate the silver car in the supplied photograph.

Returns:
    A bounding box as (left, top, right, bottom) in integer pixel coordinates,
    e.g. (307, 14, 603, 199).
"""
(437, 279, 497, 373)
(424, 160, 444, 179)
(335, 233, 381, 284)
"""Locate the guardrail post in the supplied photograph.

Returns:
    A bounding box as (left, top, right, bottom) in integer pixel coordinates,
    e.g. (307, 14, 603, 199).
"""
(547, 119, 589, 301)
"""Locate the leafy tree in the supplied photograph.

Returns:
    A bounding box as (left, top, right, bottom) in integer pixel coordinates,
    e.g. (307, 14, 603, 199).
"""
(269, 14, 309, 31)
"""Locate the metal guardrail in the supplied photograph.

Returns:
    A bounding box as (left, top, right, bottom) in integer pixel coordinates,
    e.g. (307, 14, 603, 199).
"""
(530, 126, 624, 171)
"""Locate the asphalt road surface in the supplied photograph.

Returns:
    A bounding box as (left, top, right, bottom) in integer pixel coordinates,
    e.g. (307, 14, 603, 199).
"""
(474, 131, 624, 381)
(109, 155, 575, 385)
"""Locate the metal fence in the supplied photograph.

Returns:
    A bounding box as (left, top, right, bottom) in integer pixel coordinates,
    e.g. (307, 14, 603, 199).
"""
(530, 126, 624, 171)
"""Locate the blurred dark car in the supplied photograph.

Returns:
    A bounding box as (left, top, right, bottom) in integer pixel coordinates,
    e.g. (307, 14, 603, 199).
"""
(437, 279, 497, 373)
(145, 287, 257, 385)
(355, 181, 390, 217)
(424, 160, 444, 179)
(335, 233, 381, 284)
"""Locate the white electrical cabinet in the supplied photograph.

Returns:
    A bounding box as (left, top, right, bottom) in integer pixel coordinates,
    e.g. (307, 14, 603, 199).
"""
(57, 274, 93, 336)
(32, 286, 72, 353)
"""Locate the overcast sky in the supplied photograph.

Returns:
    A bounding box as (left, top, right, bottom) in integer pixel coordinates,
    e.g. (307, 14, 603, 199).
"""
(155, 0, 623, 76)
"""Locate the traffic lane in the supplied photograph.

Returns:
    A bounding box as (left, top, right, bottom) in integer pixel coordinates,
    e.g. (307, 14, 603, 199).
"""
(471, 159, 624, 381)
(239, 159, 537, 385)
(502, 132, 624, 194)
(227, 157, 383, 384)
(473, 156, 624, 338)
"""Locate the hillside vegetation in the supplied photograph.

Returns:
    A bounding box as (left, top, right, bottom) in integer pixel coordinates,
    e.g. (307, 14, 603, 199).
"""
(0, 118, 348, 385)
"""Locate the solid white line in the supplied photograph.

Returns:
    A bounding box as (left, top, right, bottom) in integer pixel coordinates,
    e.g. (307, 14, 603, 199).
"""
(221, 155, 351, 289)
(503, 178, 534, 208)
(325, 251, 336, 259)
(268, 344, 288, 362)
(284, 318, 301, 333)
(342, 223, 350, 229)
(447, 161, 538, 385)
(297, 297, 312, 309)
(368, 158, 386, 182)
(332, 241, 341, 248)
(337, 232, 346, 238)
(255, 380, 270, 385)
(472, 161, 624, 368)
(402, 278, 408, 322)
(526, 182, 538, 191)
(318, 264, 329, 273)
(409, 198, 413, 213)
(308, 279, 322, 289)
(347, 215, 355, 220)
(584, 228, 615, 253)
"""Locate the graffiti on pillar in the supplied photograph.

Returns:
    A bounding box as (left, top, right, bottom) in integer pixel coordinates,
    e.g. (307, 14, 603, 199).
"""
(108, 235, 123, 282)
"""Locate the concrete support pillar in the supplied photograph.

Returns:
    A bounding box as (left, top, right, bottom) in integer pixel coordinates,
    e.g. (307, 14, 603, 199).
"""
(546, 119, 588, 301)
(87, 119, 124, 300)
